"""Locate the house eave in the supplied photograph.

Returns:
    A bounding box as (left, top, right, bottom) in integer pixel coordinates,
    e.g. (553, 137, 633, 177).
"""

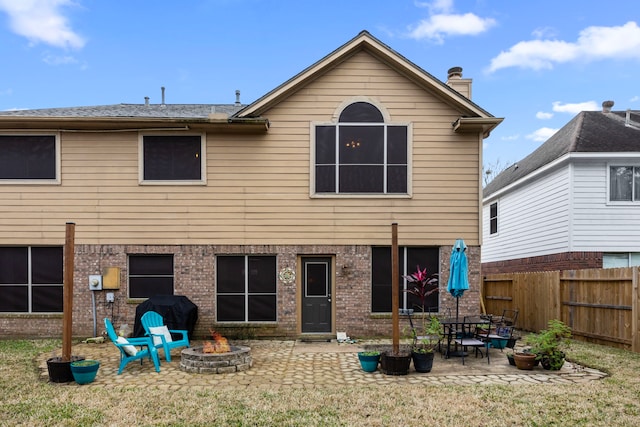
(0, 116, 270, 133)
(452, 117, 504, 138)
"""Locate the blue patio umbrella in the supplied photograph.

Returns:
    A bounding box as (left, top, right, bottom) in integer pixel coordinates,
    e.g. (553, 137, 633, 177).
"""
(447, 238, 469, 321)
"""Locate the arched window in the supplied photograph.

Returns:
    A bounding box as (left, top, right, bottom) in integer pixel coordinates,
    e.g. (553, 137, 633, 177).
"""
(314, 102, 407, 194)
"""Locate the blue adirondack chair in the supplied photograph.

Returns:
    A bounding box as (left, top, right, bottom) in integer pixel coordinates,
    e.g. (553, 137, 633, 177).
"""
(140, 310, 190, 362)
(104, 318, 161, 374)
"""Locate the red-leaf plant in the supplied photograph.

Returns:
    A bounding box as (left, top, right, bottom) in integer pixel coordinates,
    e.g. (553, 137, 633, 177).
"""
(402, 265, 441, 353)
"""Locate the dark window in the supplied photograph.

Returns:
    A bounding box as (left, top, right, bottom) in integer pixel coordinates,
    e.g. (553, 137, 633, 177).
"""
(216, 255, 277, 322)
(610, 166, 640, 202)
(489, 202, 498, 234)
(0, 246, 63, 312)
(143, 135, 202, 181)
(0, 135, 56, 179)
(128, 255, 174, 298)
(315, 102, 407, 194)
(371, 246, 439, 313)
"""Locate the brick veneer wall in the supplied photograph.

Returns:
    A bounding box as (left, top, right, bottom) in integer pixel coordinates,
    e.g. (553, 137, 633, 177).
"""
(1, 243, 482, 339)
(481, 251, 603, 275)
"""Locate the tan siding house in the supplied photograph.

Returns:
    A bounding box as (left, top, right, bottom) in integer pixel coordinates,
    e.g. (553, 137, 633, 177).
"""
(0, 31, 501, 338)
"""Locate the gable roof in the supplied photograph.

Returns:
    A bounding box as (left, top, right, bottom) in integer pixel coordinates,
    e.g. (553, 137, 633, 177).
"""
(484, 109, 640, 198)
(235, 30, 501, 134)
(0, 30, 500, 135)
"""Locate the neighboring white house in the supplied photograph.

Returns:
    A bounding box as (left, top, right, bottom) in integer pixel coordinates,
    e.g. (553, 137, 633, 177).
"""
(482, 102, 640, 274)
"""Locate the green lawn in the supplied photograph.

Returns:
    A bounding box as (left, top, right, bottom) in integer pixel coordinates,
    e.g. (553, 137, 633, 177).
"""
(1, 339, 639, 426)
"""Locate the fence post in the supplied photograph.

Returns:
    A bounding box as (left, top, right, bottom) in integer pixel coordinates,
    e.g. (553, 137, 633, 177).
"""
(633, 267, 639, 353)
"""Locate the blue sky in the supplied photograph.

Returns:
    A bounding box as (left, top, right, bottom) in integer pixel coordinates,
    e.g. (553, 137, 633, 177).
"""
(0, 0, 638, 168)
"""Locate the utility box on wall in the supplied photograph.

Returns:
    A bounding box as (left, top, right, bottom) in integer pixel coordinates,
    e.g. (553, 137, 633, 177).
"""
(102, 267, 121, 290)
(89, 275, 102, 291)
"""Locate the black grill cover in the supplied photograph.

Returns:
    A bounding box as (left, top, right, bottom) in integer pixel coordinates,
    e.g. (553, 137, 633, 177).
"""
(133, 295, 198, 340)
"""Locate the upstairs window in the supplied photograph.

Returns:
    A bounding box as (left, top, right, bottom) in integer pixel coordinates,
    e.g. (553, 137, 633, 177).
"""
(141, 135, 204, 183)
(0, 135, 57, 181)
(489, 202, 498, 234)
(314, 102, 408, 194)
(610, 166, 640, 202)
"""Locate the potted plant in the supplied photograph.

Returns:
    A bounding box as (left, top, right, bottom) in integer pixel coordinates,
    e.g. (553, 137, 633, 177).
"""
(513, 348, 537, 370)
(357, 350, 381, 372)
(402, 265, 441, 373)
(46, 355, 85, 383)
(70, 359, 100, 384)
(410, 315, 443, 372)
(528, 319, 571, 371)
(506, 351, 516, 366)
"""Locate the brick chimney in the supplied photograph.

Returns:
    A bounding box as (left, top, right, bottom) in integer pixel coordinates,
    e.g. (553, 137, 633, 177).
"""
(446, 66, 472, 99)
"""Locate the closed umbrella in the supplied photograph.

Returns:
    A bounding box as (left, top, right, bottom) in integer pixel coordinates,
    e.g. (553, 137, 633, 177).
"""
(446, 238, 469, 322)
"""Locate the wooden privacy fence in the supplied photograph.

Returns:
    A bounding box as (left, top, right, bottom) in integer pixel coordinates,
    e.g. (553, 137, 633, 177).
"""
(482, 267, 640, 353)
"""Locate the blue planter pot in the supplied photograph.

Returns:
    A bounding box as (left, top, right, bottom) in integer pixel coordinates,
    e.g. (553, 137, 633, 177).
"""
(70, 360, 100, 384)
(357, 352, 381, 372)
(490, 338, 508, 349)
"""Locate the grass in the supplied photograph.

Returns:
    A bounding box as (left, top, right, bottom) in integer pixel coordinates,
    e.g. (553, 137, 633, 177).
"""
(1, 339, 640, 426)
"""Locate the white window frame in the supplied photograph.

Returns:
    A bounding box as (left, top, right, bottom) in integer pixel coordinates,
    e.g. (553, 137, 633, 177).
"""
(607, 163, 640, 204)
(138, 132, 207, 185)
(0, 132, 61, 185)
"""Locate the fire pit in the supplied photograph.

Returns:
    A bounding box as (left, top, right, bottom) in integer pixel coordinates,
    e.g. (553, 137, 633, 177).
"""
(179, 330, 252, 374)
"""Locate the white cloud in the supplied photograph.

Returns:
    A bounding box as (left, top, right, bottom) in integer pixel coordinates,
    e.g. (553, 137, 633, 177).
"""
(42, 53, 78, 65)
(0, 88, 13, 96)
(630, 96, 639, 103)
(487, 21, 640, 72)
(526, 127, 558, 142)
(552, 101, 599, 114)
(500, 134, 519, 141)
(0, 0, 85, 49)
(536, 111, 553, 120)
(408, 0, 496, 43)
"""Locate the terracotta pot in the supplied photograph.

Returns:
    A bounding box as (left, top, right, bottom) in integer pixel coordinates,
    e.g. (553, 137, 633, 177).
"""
(513, 352, 537, 370)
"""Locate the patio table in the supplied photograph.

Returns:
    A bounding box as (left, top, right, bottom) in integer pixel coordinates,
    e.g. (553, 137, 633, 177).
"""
(440, 316, 489, 358)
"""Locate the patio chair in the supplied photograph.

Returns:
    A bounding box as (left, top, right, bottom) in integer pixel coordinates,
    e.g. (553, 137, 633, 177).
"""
(140, 310, 190, 362)
(104, 318, 161, 374)
(491, 309, 520, 350)
(454, 315, 493, 365)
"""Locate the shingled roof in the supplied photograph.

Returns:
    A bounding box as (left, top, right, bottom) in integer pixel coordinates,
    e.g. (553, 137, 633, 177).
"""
(484, 109, 640, 198)
(0, 103, 244, 119)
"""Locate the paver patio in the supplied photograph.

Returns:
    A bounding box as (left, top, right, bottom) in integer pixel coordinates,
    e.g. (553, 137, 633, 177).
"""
(38, 339, 607, 389)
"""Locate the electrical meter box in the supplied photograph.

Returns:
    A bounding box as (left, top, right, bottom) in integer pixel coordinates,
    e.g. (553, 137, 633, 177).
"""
(89, 275, 103, 291)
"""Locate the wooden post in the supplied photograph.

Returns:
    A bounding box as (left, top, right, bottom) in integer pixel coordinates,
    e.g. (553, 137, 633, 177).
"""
(62, 222, 75, 362)
(391, 222, 399, 354)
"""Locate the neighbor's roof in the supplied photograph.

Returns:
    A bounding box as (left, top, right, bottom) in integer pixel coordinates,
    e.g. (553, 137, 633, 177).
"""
(484, 109, 640, 198)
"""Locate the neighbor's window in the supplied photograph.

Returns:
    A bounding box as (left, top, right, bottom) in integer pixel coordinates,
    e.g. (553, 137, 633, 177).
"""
(489, 202, 498, 234)
(142, 135, 203, 182)
(603, 253, 640, 268)
(128, 254, 174, 298)
(0, 246, 63, 313)
(314, 102, 408, 194)
(610, 166, 640, 201)
(0, 135, 57, 181)
(371, 246, 439, 313)
(216, 255, 277, 322)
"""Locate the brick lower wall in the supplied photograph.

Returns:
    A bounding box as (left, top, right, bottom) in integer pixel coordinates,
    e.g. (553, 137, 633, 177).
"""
(481, 251, 603, 274)
(1, 243, 481, 339)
